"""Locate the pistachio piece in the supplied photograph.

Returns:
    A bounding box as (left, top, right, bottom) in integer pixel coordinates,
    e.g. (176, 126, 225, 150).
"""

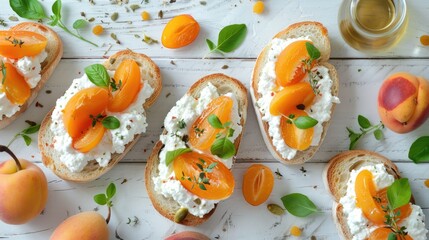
(174, 207, 188, 223)
(267, 203, 285, 216)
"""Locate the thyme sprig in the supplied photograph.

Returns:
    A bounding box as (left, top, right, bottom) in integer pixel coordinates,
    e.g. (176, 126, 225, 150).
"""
(303, 42, 321, 94)
(181, 158, 218, 190)
(5, 36, 24, 47)
(347, 115, 384, 150)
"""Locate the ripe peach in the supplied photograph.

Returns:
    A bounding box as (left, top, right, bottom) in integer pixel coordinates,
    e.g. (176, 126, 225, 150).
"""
(378, 72, 429, 133)
(50, 211, 109, 240)
(165, 231, 210, 240)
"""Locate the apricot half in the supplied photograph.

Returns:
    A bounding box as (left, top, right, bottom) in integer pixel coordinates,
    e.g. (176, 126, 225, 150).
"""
(0, 62, 30, 105)
(269, 82, 315, 116)
(242, 164, 274, 206)
(72, 122, 106, 153)
(0, 31, 47, 59)
(173, 151, 234, 200)
(368, 228, 412, 240)
(280, 110, 314, 150)
(162, 15, 200, 49)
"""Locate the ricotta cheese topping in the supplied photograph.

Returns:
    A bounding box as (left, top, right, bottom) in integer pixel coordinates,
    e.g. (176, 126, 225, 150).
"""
(255, 38, 340, 160)
(0, 51, 48, 120)
(153, 83, 242, 218)
(50, 70, 154, 173)
(339, 164, 428, 240)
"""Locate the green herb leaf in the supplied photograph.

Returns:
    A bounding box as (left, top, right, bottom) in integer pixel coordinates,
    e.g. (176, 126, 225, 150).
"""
(178, 119, 186, 129)
(1, 61, 6, 84)
(358, 115, 371, 129)
(374, 129, 383, 140)
(102, 116, 120, 129)
(106, 183, 116, 199)
(294, 116, 318, 129)
(165, 148, 192, 166)
(51, 0, 61, 19)
(210, 137, 236, 159)
(93, 193, 107, 205)
(22, 124, 40, 134)
(227, 128, 235, 137)
(73, 19, 87, 29)
(388, 232, 397, 240)
(387, 178, 411, 210)
(21, 134, 31, 146)
(281, 193, 319, 217)
(10, 0, 48, 20)
(207, 24, 247, 53)
(208, 114, 224, 129)
(305, 42, 321, 60)
(84, 64, 110, 87)
(408, 136, 429, 163)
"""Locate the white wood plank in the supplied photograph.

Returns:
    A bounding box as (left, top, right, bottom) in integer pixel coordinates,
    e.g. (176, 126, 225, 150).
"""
(1, 0, 429, 59)
(0, 162, 427, 239)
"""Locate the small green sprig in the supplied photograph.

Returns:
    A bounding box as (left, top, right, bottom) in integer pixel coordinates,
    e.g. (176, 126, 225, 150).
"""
(89, 114, 120, 130)
(110, 78, 122, 92)
(347, 115, 384, 150)
(283, 113, 318, 129)
(1, 61, 6, 84)
(5, 36, 24, 47)
(208, 114, 236, 159)
(7, 121, 40, 147)
(303, 42, 321, 94)
(93, 183, 116, 224)
(181, 158, 218, 191)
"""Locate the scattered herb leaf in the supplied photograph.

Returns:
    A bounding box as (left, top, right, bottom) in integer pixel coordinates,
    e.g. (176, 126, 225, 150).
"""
(408, 136, 429, 163)
(346, 115, 384, 150)
(206, 24, 247, 54)
(7, 121, 40, 147)
(281, 193, 319, 217)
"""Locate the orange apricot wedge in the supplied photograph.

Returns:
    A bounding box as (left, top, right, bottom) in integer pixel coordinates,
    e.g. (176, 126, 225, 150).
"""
(0, 62, 30, 105)
(162, 15, 200, 49)
(173, 151, 234, 200)
(189, 96, 233, 151)
(0, 31, 47, 59)
(280, 110, 314, 150)
(368, 228, 412, 240)
(62, 87, 109, 139)
(270, 82, 315, 116)
(242, 164, 274, 206)
(275, 40, 313, 86)
(108, 59, 142, 112)
(72, 122, 106, 153)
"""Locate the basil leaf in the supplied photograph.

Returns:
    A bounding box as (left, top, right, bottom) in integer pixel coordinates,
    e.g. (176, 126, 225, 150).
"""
(165, 148, 192, 166)
(281, 193, 318, 217)
(210, 137, 236, 159)
(52, 0, 61, 19)
(73, 19, 87, 29)
(305, 42, 321, 60)
(387, 178, 411, 210)
(294, 116, 318, 129)
(102, 116, 120, 129)
(84, 64, 110, 87)
(21, 134, 32, 146)
(10, 0, 47, 20)
(374, 129, 383, 140)
(93, 193, 107, 205)
(207, 24, 247, 53)
(22, 124, 40, 134)
(208, 114, 224, 129)
(388, 233, 397, 240)
(206, 39, 216, 51)
(408, 136, 429, 163)
(357, 115, 371, 129)
(228, 128, 235, 137)
(106, 183, 116, 199)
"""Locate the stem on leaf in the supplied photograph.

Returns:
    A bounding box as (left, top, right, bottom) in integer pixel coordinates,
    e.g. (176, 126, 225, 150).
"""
(105, 205, 111, 224)
(0, 145, 22, 171)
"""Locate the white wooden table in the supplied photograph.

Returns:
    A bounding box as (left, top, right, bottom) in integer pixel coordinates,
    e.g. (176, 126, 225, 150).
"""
(1, 0, 429, 239)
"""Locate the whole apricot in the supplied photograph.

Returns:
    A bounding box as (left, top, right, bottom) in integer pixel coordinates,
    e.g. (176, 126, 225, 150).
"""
(378, 72, 429, 133)
(161, 14, 200, 49)
(165, 231, 210, 240)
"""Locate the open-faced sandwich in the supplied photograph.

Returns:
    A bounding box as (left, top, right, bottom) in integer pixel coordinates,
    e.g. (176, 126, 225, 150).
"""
(0, 22, 62, 129)
(324, 150, 428, 240)
(251, 21, 340, 164)
(145, 74, 247, 225)
(39, 50, 162, 182)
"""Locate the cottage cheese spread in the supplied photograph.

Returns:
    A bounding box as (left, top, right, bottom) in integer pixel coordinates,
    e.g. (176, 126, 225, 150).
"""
(50, 70, 154, 173)
(0, 51, 47, 120)
(153, 83, 242, 217)
(339, 164, 428, 240)
(255, 38, 340, 160)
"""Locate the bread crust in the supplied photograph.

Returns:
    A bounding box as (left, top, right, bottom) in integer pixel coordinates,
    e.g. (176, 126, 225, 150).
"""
(250, 21, 339, 164)
(38, 50, 162, 182)
(145, 73, 248, 226)
(0, 22, 63, 129)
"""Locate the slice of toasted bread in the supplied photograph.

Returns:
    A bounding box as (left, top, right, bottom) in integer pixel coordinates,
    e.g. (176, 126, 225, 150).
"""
(323, 150, 401, 239)
(250, 21, 339, 164)
(0, 22, 63, 129)
(145, 73, 248, 226)
(38, 50, 162, 182)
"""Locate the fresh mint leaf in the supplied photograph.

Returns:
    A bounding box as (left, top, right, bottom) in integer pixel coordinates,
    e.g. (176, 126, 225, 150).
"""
(294, 116, 318, 129)
(387, 178, 411, 210)
(408, 136, 429, 163)
(51, 0, 61, 19)
(305, 42, 321, 60)
(206, 24, 247, 53)
(281, 193, 319, 217)
(358, 115, 371, 129)
(165, 148, 192, 166)
(93, 193, 107, 205)
(10, 0, 48, 20)
(208, 114, 224, 129)
(210, 137, 235, 159)
(73, 19, 87, 29)
(21, 134, 31, 146)
(22, 124, 40, 134)
(84, 64, 110, 87)
(106, 183, 116, 199)
(102, 116, 120, 129)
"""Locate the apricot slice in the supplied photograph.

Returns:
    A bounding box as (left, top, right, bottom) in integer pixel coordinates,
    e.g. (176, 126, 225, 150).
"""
(280, 110, 314, 150)
(108, 59, 142, 112)
(62, 87, 109, 139)
(270, 82, 315, 116)
(242, 164, 274, 206)
(189, 96, 233, 151)
(173, 151, 234, 200)
(0, 31, 47, 59)
(369, 228, 412, 240)
(0, 62, 30, 105)
(275, 40, 313, 86)
(72, 122, 106, 153)
(355, 170, 411, 226)
(162, 15, 200, 49)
